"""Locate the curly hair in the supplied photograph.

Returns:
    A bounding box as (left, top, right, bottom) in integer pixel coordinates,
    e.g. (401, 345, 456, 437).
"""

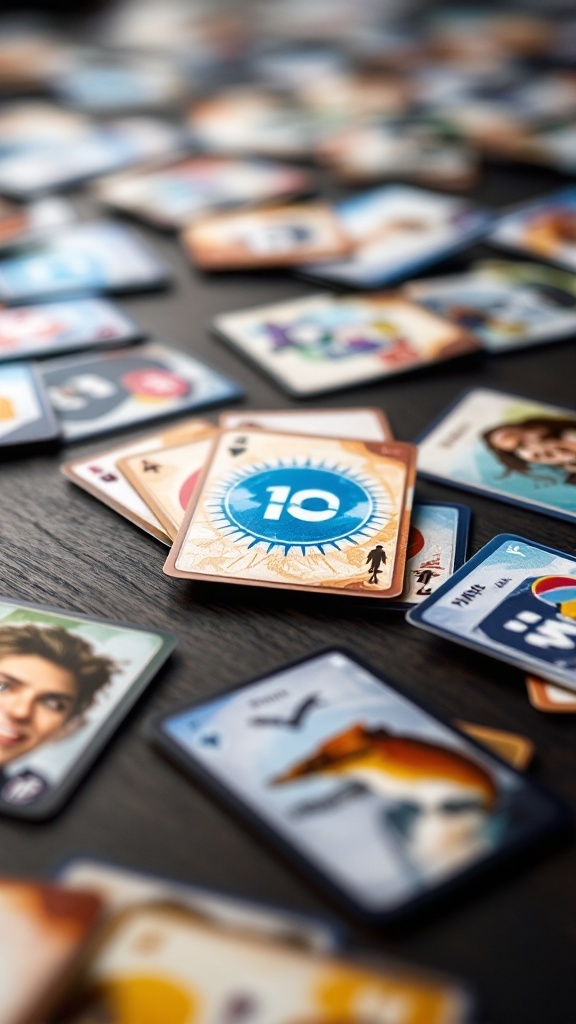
(482, 416, 576, 486)
(0, 624, 116, 717)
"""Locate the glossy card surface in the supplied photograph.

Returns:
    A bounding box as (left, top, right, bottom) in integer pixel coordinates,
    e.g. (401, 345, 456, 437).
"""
(386, 502, 470, 610)
(0, 298, 143, 362)
(165, 430, 416, 599)
(214, 292, 478, 396)
(408, 535, 576, 691)
(42, 343, 242, 442)
(416, 388, 576, 524)
(0, 361, 60, 452)
(150, 649, 565, 922)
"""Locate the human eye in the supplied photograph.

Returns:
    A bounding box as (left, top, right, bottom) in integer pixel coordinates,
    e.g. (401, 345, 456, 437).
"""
(41, 694, 70, 715)
(0, 677, 14, 693)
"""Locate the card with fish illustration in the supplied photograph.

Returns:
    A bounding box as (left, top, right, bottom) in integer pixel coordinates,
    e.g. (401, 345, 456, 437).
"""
(405, 261, 576, 353)
(408, 535, 576, 692)
(296, 185, 489, 289)
(183, 203, 351, 270)
(219, 407, 393, 442)
(52, 900, 471, 1023)
(42, 343, 242, 442)
(0, 222, 170, 303)
(164, 430, 416, 599)
(0, 361, 60, 455)
(149, 648, 566, 923)
(0, 879, 101, 1024)
(385, 502, 470, 611)
(118, 426, 219, 540)
(0, 297, 143, 363)
(0, 196, 74, 253)
(455, 722, 534, 770)
(488, 188, 576, 272)
(61, 420, 214, 544)
(0, 597, 175, 819)
(214, 292, 478, 396)
(526, 675, 576, 713)
(416, 388, 576, 524)
(58, 858, 342, 952)
(93, 156, 314, 230)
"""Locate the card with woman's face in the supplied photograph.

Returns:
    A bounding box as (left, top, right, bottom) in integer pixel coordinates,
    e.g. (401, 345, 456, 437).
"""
(416, 388, 576, 524)
(0, 599, 175, 818)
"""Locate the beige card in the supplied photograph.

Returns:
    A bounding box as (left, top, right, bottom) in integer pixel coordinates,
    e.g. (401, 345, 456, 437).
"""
(219, 406, 393, 441)
(118, 425, 218, 540)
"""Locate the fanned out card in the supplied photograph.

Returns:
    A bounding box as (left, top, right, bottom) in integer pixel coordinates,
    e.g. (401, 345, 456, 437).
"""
(219, 406, 393, 441)
(164, 428, 416, 599)
(118, 425, 219, 541)
(42, 343, 242, 442)
(385, 502, 470, 611)
(0, 361, 60, 456)
(416, 388, 576, 524)
(408, 534, 576, 692)
(213, 292, 479, 396)
(61, 418, 215, 545)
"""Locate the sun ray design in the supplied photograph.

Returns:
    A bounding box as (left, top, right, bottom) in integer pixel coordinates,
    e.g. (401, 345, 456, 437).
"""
(207, 457, 393, 555)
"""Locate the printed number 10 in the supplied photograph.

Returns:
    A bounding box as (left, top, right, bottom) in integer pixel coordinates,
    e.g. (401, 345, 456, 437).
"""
(263, 486, 340, 522)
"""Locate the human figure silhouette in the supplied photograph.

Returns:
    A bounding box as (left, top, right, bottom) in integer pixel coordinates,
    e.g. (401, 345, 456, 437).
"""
(366, 544, 386, 584)
(414, 568, 441, 595)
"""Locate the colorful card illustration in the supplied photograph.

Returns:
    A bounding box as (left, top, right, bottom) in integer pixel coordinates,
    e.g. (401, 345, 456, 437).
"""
(53, 900, 471, 1024)
(93, 157, 313, 230)
(416, 388, 576, 524)
(0, 361, 60, 454)
(526, 675, 576, 713)
(42, 343, 242, 443)
(0, 221, 170, 303)
(61, 420, 215, 545)
(182, 203, 351, 270)
(0, 297, 143, 363)
(59, 858, 341, 953)
(406, 260, 576, 353)
(219, 407, 393, 442)
(0, 598, 175, 819)
(0, 196, 74, 253)
(489, 188, 576, 272)
(407, 535, 576, 692)
(456, 721, 534, 770)
(149, 648, 566, 924)
(214, 292, 478, 397)
(118, 426, 219, 540)
(0, 879, 101, 1024)
(296, 185, 489, 289)
(385, 502, 470, 611)
(188, 89, 316, 160)
(165, 430, 416, 599)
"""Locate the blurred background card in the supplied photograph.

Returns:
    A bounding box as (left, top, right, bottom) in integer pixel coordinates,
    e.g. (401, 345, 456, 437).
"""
(0, 298, 143, 362)
(0, 361, 60, 455)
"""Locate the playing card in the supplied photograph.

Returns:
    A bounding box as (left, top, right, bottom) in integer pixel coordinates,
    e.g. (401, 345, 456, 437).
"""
(0, 879, 101, 1024)
(456, 722, 534, 770)
(149, 648, 566, 923)
(526, 676, 576, 713)
(41, 343, 242, 442)
(0, 222, 170, 303)
(489, 187, 576, 272)
(0, 298, 143, 363)
(407, 534, 576, 692)
(0, 197, 74, 253)
(385, 502, 470, 611)
(52, 58, 187, 114)
(219, 407, 393, 442)
(296, 185, 489, 289)
(61, 420, 214, 544)
(406, 260, 576, 353)
(0, 597, 175, 818)
(187, 88, 317, 160)
(58, 858, 341, 952)
(182, 203, 351, 270)
(93, 156, 314, 230)
(0, 361, 60, 455)
(118, 425, 219, 540)
(214, 292, 478, 396)
(0, 102, 89, 156)
(415, 388, 576, 524)
(165, 429, 416, 599)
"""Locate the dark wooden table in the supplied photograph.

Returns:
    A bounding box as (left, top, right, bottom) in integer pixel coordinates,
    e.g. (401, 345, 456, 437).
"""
(0, 163, 574, 1024)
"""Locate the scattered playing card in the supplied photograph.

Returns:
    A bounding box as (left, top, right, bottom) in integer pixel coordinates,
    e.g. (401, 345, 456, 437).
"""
(526, 675, 576, 713)
(182, 202, 351, 269)
(214, 291, 478, 396)
(408, 534, 576, 692)
(42, 342, 242, 442)
(456, 721, 535, 770)
(416, 388, 576, 524)
(385, 501, 470, 611)
(0, 297, 143, 363)
(219, 406, 393, 441)
(0, 361, 60, 455)
(0, 196, 74, 253)
(489, 187, 576, 271)
(164, 428, 416, 599)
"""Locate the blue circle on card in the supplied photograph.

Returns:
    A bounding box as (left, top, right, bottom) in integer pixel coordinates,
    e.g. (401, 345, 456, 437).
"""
(224, 466, 373, 548)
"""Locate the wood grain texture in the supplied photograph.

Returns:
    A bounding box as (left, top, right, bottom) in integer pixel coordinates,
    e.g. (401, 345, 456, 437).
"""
(0, 162, 574, 1024)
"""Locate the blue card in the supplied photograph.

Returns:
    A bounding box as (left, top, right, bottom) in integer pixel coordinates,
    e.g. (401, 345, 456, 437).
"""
(386, 501, 470, 610)
(0, 361, 60, 453)
(408, 534, 576, 691)
(0, 222, 170, 302)
(0, 297, 143, 362)
(297, 185, 490, 289)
